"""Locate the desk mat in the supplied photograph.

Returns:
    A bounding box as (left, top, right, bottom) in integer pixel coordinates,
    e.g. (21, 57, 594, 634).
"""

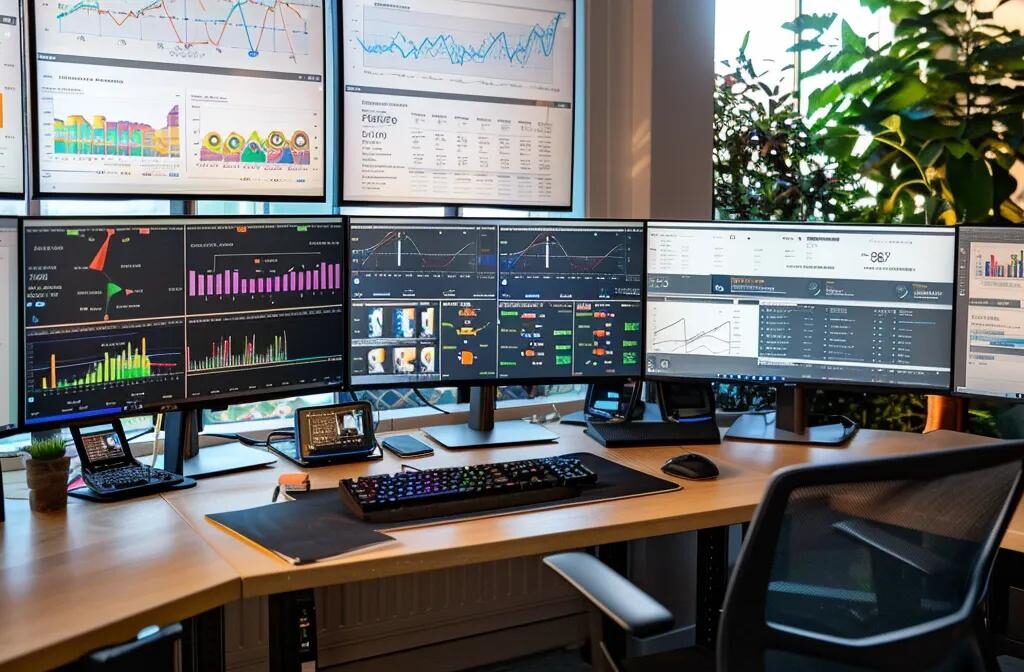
(207, 453, 680, 565)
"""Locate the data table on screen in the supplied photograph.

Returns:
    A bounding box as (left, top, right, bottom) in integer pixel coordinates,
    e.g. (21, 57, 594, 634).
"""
(342, 0, 576, 208)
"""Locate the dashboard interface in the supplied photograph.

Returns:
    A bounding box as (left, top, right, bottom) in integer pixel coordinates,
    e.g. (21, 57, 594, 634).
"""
(32, 0, 326, 198)
(349, 218, 643, 386)
(22, 218, 345, 427)
(645, 222, 955, 389)
(341, 0, 575, 208)
(955, 226, 1024, 400)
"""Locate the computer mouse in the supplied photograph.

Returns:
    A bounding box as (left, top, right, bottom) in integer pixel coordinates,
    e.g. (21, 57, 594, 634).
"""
(661, 453, 719, 480)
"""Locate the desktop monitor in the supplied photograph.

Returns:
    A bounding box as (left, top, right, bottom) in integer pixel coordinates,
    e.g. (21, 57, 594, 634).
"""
(954, 225, 1024, 401)
(0, 218, 16, 433)
(348, 217, 644, 446)
(645, 221, 957, 444)
(0, 0, 24, 198)
(29, 0, 326, 199)
(21, 217, 345, 430)
(340, 0, 576, 209)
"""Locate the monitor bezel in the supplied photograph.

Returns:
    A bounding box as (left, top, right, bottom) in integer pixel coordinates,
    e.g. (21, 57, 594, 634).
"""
(26, 1, 329, 202)
(951, 222, 1024, 403)
(0, 0, 26, 200)
(642, 219, 959, 396)
(337, 0, 578, 212)
(345, 215, 646, 390)
(18, 214, 348, 433)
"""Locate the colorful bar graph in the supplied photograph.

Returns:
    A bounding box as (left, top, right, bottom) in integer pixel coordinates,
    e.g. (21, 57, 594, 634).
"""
(187, 332, 289, 372)
(979, 250, 1024, 278)
(53, 105, 181, 158)
(39, 337, 174, 390)
(187, 263, 342, 298)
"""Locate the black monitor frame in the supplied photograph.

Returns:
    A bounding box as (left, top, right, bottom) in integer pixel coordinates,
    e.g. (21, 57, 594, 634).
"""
(26, 1, 329, 202)
(952, 222, 1024, 403)
(337, 0, 578, 212)
(18, 215, 348, 434)
(642, 219, 959, 396)
(345, 215, 647, 391)
(0, 0, 25, 200)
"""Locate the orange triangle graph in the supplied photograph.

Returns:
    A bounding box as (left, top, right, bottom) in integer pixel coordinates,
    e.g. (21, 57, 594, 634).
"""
(89, 229, 116, 272)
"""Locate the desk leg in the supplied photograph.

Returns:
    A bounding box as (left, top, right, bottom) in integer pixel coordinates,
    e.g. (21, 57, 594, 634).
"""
(696, 527, 729, 650)
(268, 589, 318, 672)
(182, 606, 225, 672)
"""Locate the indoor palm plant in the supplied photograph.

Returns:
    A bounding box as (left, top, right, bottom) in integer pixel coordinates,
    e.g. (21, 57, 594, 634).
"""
(24, 436, 70, 513)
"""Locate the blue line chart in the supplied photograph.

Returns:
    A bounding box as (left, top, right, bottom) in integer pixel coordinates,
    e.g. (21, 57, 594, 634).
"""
(357, 12, 563, 68)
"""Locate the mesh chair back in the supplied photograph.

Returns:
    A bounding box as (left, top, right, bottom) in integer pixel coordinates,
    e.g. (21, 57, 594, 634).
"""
(718, 441, 1024, 672)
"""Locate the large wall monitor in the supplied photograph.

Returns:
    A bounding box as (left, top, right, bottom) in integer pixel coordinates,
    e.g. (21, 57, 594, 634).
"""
(0, 219, 15, 432)
(348, 218, 642, 387)
(341, 0, 576, 208)
(22, 218, 345, 428)
(645, 221, 956, 390)
(31, 1, 326, 199)
(0, 0, 23, 197)
(954, 225, 1024, 401)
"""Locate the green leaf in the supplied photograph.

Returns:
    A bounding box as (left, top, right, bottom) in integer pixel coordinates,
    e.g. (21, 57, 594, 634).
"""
(878, 78, 929, 111)
(946, 156, 994, 223)
(842, 19, 867, 55)
(808, 83, 844, 115)
(788, 38, 825, 53)
(781, 13, 837, 34)
(880, 115, 906, 145)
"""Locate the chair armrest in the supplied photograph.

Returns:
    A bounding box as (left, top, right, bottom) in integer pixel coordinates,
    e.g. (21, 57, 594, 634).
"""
(833, 519, 955, 576)
(544, 552, 674, 638)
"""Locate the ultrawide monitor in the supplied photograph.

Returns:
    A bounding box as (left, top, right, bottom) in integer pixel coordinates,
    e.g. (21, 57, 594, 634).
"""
(645, 221, 956, 390)
(30, 0, 326, 199)
(341, 0, 576, 209)
(22, 217, 345, 428)
(348, 217, 643, 387)
(954, 225, 1024, 401)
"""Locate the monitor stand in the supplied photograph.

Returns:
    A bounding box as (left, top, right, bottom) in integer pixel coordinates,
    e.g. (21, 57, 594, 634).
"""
(422, 385, 559, 449)
(725, 385, 858, 446)
(158, 410, 276, 478)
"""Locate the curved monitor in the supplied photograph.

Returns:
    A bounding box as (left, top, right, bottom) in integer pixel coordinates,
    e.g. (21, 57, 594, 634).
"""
(22, 217, 345, 429)
(954, 225, 1024, 401)
(348, 217, 643, 388)
(30, 0, 326, 199)
(341, 0, 576, 209)
(645, 221, 956, 391)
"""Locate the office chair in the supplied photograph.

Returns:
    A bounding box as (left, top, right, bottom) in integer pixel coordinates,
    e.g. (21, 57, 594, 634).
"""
(545, 440, 1024, 672)
(73, 623, 182, 672)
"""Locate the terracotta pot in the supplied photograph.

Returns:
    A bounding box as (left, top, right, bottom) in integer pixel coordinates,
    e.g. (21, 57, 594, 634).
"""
(924, 394, 967, 434)
(25, 456, 70, 513)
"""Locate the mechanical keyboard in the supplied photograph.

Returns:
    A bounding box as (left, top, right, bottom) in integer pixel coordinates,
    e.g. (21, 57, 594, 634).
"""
(339, 456, 598, 523)
(83, 464, 183, 497)
(585, 419, 721, 447)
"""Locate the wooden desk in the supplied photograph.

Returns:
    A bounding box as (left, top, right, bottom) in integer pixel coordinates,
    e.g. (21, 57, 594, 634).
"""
(0, 496, 240, 672)
(0, 424, 1004, 671)
(162, 425, 994, 599)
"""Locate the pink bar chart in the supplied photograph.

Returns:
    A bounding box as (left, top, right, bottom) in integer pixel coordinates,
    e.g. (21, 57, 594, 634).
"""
(188, 262, 342, 298)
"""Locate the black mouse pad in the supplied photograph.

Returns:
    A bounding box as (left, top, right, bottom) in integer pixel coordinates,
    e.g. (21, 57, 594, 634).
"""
(206, 453, 680, 563)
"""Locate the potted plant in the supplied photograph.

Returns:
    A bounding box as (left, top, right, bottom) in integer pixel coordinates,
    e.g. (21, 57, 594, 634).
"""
(24, 436, 70, 513)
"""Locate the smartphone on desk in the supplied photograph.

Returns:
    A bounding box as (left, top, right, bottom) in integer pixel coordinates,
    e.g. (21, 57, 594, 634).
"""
(381, 435, 434, 458)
